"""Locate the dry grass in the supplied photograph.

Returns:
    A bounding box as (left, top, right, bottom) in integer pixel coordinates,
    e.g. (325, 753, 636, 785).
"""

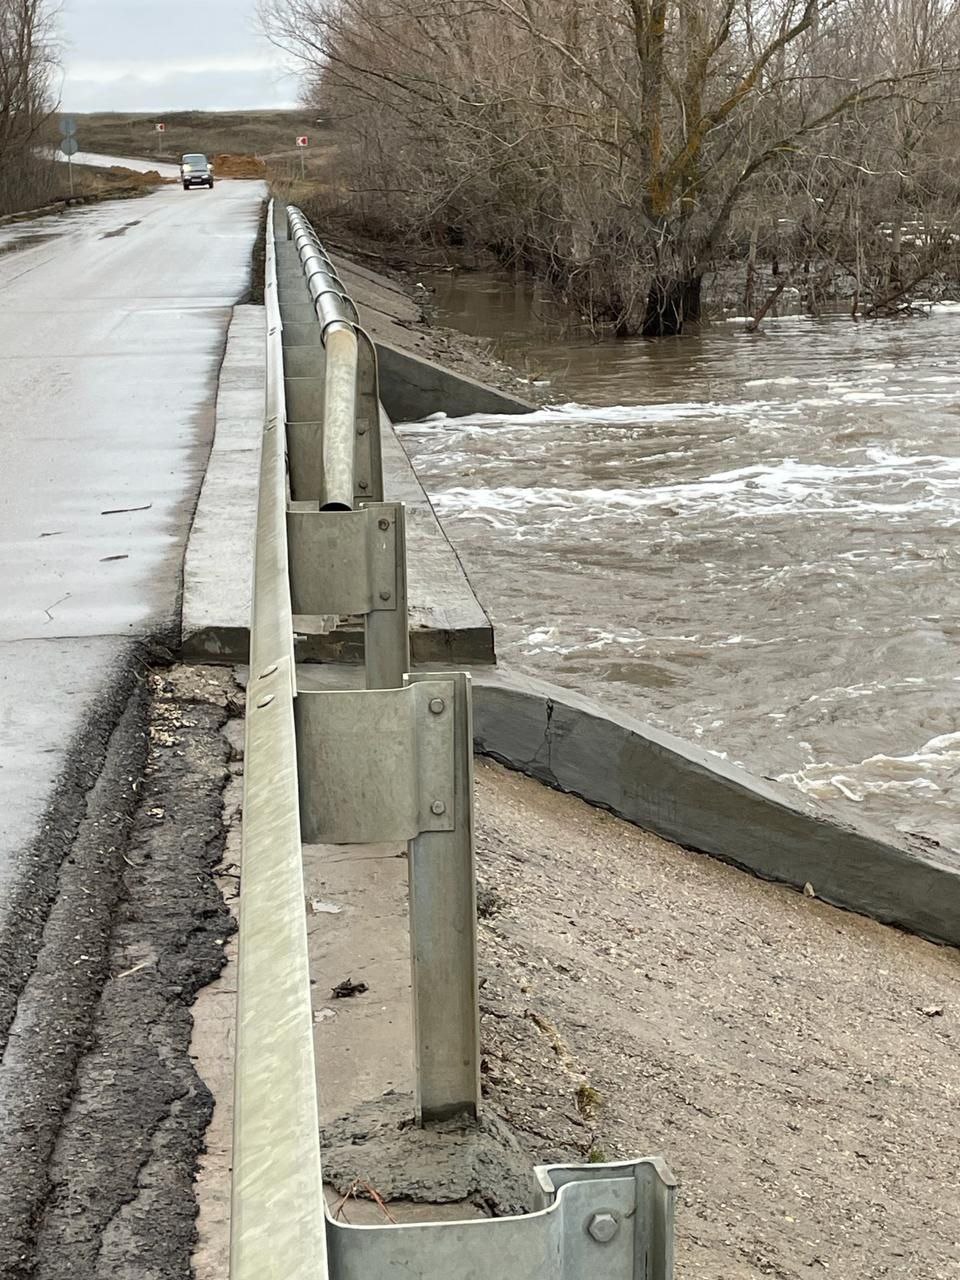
(73, 110, 323, 168)
(0, 156, 62, 218)
(69, 164, 166, 195)
(0, 159, 162, 220)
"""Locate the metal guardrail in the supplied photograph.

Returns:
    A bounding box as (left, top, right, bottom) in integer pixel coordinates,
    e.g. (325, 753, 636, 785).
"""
(231, 206, 326, 1279)
(230, 200, 677, 1279)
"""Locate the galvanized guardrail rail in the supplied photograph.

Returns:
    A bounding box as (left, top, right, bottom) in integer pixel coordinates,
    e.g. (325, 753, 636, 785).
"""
(230, 200, 677, 1279)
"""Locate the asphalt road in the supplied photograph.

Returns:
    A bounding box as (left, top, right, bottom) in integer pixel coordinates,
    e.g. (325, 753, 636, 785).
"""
(0, 176, 264, 928)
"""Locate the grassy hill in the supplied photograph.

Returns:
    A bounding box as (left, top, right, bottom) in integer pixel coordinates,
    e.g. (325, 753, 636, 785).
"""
(72, 110, 323, 167)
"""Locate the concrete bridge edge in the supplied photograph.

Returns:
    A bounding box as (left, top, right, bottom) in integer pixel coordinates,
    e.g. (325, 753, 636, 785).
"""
(471, 669, 960, 949)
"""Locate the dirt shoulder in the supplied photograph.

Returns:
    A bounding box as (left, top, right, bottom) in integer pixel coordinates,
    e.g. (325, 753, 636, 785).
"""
(474, 758, 960, 1279)
(0, 663, 240, 1280)
(0, 165, 164, 229)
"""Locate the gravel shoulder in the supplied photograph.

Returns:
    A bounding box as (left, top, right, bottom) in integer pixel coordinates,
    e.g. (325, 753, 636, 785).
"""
(474, 758, 960, 1279)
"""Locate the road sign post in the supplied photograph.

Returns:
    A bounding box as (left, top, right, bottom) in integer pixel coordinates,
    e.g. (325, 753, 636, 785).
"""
(296, 136, 308, 179)
(60, 133, 79, 195)
(156, 122, 165, 157)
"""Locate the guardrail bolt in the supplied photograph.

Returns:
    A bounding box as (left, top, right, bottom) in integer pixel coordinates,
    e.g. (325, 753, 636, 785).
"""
(430, 800, 446, 816)
(378, 518, 390, 531)
(429, 698, 446, 715)
(358, 480, 369, 490)
(587, 1213, 620, 1244)
(379, 590, 392, 602)
(257, 694, 275, 710)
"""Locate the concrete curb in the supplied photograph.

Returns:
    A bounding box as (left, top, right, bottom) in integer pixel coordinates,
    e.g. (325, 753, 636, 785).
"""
(471, 669, 960, 947)
(181, 306, 265, 661)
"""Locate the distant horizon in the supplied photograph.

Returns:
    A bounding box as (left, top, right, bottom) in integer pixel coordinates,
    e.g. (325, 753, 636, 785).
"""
(60, 104, 303, 116)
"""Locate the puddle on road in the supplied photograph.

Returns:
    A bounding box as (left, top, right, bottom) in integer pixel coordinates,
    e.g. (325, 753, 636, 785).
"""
(0, 232, 55, 257)
(100, 221, 141, 240)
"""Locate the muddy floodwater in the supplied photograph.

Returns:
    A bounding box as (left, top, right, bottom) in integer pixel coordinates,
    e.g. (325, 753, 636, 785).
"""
(399, 272, 960, 851)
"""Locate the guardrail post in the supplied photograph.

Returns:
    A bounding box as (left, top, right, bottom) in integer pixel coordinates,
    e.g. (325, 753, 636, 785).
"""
(287, 501, 410, 689)
(364, 502, 409, 689)
(355, 332, 383, 503)
(405, 671, 480, 1123)
(295, 675, 480, 1121)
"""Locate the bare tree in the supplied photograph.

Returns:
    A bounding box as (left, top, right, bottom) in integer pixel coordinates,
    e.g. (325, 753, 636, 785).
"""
(263, 0, 960, 335)
(0, 0, 59, 215)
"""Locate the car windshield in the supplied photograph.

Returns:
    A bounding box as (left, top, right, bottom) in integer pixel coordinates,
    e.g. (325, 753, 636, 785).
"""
(183, 155, 208, 166)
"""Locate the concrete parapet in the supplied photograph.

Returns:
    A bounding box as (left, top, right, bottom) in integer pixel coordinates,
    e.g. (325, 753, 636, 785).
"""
(471, 669, 960, 947)
(374, 339, 535, 423)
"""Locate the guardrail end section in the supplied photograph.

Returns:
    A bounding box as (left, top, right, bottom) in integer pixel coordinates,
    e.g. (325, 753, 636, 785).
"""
(325, 1155, 676, 1279)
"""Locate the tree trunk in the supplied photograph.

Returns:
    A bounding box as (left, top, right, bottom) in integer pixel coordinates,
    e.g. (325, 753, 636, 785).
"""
(889, 220, 902, 291)
(744, 218, 760, 315)
(641, 275, 703, 337)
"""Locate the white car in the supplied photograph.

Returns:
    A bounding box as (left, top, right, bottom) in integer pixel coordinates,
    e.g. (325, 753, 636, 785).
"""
(180, 153, 214, 190)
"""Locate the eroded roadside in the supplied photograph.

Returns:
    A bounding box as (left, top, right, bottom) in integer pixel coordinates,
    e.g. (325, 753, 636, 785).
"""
(0, 663, 241, 1279)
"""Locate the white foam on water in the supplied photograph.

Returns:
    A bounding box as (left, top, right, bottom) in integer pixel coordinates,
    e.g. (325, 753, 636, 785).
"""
(743, 376, 803, 387)
(721, 314, 813, 325)
(401, 306, 960, 843)
(778, 731, 960, 804)
(398, 399, 774, 433)
(431, 450, 960, 523)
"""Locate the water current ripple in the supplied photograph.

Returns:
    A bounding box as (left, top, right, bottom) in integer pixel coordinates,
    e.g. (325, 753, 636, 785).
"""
(400, 305, 960, 851)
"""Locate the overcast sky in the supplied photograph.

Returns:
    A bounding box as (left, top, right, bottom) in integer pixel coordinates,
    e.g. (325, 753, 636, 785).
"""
(59, 0, 301, 112)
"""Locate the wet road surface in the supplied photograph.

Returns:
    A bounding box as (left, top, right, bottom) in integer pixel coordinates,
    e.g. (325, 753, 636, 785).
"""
(0, 177, 264, 914)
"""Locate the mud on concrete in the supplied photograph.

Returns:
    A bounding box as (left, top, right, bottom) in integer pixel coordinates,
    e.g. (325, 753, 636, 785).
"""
(0, 663, 240, 1279)
(273, 755, 959, 1275)
(321, 1093, 533, 1216)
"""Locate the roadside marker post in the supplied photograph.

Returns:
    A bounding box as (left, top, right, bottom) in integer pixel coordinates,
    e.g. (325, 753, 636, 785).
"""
(59, 117, 78, 196)
(156, 121, 165, 157)
(60, 137, 79, 194)
(296, 135, 308, 179)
